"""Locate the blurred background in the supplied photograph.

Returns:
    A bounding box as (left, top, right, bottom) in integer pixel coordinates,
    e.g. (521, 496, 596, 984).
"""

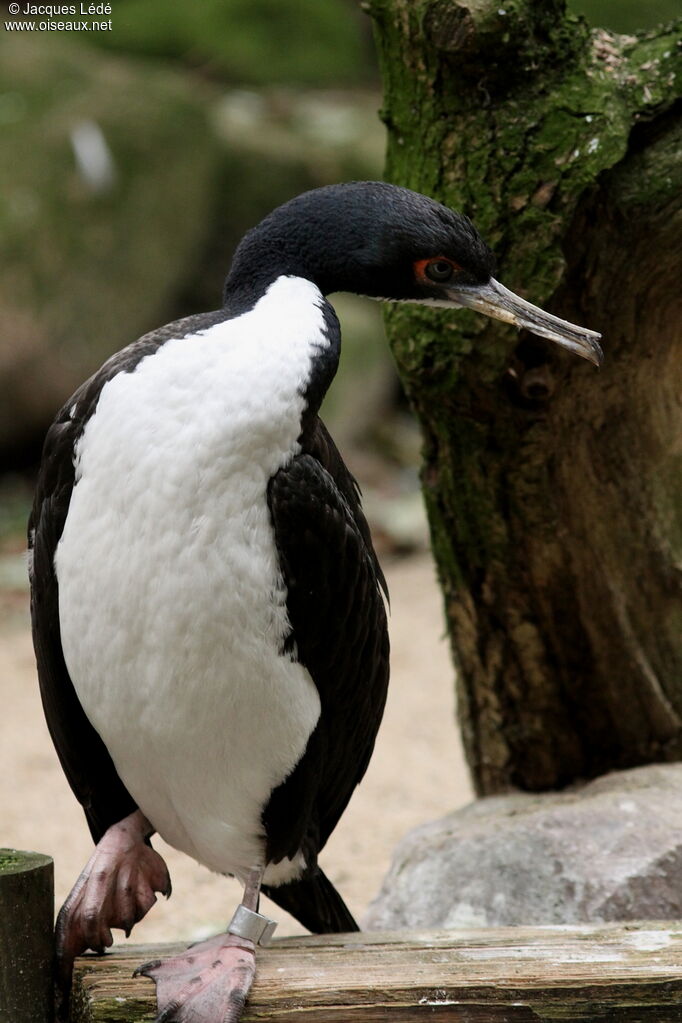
(1, 0, 678, 940)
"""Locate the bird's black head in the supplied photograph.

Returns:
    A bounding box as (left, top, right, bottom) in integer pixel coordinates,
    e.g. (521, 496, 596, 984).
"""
(224, 181, 602, 365)
(225, 181, 494, 304)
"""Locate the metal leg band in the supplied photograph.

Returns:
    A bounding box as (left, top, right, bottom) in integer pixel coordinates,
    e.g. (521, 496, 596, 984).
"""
(227, 904, 277, 947)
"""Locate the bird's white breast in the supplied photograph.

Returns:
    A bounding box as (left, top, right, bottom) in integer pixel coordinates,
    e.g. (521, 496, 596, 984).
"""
(56, 276, 327, 880)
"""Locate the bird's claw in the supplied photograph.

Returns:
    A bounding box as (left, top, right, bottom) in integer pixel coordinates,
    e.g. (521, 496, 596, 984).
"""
(136, 933, 257, 1023)
(55, 810, 171, 1018)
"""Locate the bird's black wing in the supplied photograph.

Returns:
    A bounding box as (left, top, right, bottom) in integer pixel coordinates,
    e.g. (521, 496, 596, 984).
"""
(30, 375, 136, 842)
(262, 417, 390, 871)
(29, 311, 228, 842)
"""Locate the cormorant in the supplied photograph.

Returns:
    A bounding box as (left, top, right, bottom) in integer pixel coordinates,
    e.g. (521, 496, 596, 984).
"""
(29, 181, 602, 1022)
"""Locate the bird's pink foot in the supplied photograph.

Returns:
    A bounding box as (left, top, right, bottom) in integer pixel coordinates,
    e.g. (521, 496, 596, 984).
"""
(136, 932, 257, 1023)
(56, 809, 171, 1003)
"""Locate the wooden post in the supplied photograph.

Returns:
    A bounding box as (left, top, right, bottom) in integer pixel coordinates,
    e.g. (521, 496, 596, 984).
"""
(0, 849, 54, 1023)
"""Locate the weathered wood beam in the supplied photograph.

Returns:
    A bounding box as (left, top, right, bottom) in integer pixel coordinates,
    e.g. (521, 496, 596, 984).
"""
(71, 922, 682, 1022)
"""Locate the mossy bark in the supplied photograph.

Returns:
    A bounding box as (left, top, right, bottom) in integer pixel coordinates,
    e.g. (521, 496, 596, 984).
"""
(367, 0, 682, 793)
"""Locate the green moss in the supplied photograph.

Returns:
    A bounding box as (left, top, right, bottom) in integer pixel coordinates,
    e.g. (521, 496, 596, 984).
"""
(372, 2, 681, 330)
(70, 976, 158, 1023)
(86, 996, 154, 1022)
(0, 851, 21, 871)
(372, 2, 681, 316)
(0, 849, 52, 873)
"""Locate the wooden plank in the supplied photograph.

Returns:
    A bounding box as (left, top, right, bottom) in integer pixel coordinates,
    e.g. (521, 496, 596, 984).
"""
(0, 849, 54, 1023)
(70, 922, 682, 1022)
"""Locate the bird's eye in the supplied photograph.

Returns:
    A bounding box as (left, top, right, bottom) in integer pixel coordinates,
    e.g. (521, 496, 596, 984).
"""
(425, 259, 455, 282)
(413, 256, 461, 285)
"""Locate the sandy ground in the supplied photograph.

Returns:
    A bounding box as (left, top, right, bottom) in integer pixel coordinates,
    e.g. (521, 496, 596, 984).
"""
(0, 553, 473, 945)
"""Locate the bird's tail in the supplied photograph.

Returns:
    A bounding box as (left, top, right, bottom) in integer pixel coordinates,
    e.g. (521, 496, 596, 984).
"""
(262, 868, 359, 934)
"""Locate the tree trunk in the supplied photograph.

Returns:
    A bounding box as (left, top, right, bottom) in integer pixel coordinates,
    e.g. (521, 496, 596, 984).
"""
(367, 0, 682, 794)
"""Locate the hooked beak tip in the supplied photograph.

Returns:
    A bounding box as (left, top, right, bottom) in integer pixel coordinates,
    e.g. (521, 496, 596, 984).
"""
(588, 339, 604, 368)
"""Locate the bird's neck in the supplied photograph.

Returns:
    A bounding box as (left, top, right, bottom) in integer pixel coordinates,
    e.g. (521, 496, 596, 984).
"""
(222, 221, 319, 314)
(222, 261, 290, 316)
(222, 200, 373, 312)
(224, 275, 342, 434)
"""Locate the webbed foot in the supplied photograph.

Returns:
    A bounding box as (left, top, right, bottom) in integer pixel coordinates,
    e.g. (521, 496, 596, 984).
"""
(136, 932, 256, 1023)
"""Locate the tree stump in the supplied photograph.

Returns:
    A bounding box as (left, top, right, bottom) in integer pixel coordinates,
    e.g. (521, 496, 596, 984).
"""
(0, 849, 54, 1023)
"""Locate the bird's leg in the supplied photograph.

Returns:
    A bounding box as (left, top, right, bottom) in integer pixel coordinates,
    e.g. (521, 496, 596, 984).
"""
(136, 865, 276, 1023)
(55, 809, 171, 1016)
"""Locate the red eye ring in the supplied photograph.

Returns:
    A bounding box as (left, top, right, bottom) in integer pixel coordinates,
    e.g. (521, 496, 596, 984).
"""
(414, 256, 461, 285)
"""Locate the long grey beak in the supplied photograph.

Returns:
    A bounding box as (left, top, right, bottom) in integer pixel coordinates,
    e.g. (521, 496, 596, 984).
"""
(449, 277, 603, 366)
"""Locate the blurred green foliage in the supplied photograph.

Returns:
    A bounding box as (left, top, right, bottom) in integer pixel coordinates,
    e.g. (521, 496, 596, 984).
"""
(0, 32, 387, 468)
(0, 35, 223, 465)
(0, 476, 32, 549)
(81, 0, 373, 86)
(570, 0, 681, 33)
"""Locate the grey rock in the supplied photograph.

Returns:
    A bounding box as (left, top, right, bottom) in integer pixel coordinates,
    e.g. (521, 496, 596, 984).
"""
(364, 764, 682, 929)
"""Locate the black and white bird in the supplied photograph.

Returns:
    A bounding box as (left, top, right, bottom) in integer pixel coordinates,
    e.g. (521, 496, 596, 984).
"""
(29, 181, 602, 1022)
